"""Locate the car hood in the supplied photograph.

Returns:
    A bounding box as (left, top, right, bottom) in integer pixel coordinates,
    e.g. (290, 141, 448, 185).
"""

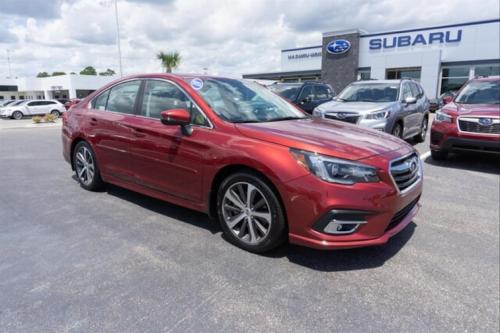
(235, 117, 413, 161)
(315, 100, 397, 114)
(444, 102, 500, 117)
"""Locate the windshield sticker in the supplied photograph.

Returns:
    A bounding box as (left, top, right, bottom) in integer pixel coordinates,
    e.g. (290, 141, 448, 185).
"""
(191, 78, 204, 90)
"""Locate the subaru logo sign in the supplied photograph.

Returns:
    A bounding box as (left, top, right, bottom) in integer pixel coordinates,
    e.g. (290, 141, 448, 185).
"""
(478, 118, 493, 126)
(326, 39, 351, 54)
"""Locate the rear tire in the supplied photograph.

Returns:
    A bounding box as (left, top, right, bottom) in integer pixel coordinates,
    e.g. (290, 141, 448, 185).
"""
(12, 111, 23, 120)
(431, 149, 448, 161)
(414, 117, 428, 143)
(50, 110, 60, 118)
(72, 141, 104, 191)
(217, 172, 287, 253)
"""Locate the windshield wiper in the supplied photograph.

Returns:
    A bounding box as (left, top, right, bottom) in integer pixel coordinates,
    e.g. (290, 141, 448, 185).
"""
(267, 116, 307, 122)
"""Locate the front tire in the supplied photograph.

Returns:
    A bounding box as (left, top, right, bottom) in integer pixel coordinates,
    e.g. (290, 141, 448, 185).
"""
(392, 122, 403, 139)
(73, 141, 104, 191)
(12, 111, 23, 120)
(50, 110, 60, 118)
(217, 172, 287, 253)
(431, 149, 448, 161)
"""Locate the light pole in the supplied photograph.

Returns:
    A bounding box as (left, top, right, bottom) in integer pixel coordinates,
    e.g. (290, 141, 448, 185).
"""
(114, 0, 123, 77)
(6, 49, 12, 79)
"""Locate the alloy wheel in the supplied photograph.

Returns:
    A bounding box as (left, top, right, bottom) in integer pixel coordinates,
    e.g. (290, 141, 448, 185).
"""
(221, 182, 272, 245)
(75, 146, 95, 186)
(12, 111, 22, 120)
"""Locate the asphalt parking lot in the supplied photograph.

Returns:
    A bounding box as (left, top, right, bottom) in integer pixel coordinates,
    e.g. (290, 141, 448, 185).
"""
(1, 121, 499, 332)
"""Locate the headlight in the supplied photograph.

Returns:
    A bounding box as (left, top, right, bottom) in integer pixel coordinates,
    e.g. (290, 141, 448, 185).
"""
(435, 111, 452, 123)
(290, 149, 379, 185)
(365, 109, 390, 120)
(312, 108, 322, 117)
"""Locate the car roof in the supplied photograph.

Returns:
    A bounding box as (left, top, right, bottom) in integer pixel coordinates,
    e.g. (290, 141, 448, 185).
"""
(351, 79, 402, 85)
(471, 75, 500, 82)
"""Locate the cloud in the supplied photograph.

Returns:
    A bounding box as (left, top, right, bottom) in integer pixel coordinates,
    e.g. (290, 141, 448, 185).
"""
(0, 0, 498, 78)
(0, 0, 63, 19)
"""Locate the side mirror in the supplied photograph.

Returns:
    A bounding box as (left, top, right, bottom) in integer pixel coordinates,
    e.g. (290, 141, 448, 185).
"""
(160, 108, 192, 135)
(404, 96, 417, 105)
(442, 95, 453, 104)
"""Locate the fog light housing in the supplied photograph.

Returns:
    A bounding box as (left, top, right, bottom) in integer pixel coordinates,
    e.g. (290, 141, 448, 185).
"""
(313, 210, 372, 235)
(324, 219, 367, 234)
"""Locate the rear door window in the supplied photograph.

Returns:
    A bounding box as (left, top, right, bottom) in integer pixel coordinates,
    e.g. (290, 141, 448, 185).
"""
(106, 81, 141, 114)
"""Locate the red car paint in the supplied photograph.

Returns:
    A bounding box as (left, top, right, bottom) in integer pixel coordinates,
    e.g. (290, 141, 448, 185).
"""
(430, 76, 500, 156)
(62, 73, 422, 250)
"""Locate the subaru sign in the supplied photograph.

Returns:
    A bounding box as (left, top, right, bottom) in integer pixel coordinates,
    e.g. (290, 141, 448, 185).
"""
(326, 39, 351, 54)
(369, 29, 462, 50)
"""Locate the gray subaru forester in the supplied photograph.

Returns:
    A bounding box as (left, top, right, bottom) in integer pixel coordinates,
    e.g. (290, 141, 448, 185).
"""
(313, 79, 430, 142)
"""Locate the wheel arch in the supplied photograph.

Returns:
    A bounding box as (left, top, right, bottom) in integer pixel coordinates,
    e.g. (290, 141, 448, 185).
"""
(208, 164, 288, 228)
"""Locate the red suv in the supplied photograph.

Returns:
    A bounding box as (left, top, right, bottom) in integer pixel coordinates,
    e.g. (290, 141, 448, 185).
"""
(62, 74, 422, 252)
(430, 76, 500, 160)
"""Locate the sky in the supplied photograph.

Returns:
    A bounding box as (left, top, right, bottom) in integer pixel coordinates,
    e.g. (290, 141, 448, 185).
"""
(0, 0, 499, 78)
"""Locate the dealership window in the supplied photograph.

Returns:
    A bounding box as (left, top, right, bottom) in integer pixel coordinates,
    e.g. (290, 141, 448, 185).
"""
(386, 67, 421, 80)
(440, 66, 470, 93)
(474, 64, 500, 77)
(357, 68, 371, 80)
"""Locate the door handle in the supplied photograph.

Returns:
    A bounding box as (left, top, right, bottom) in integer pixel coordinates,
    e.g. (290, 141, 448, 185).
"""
(89, 117, 97, 126)
(132, 127, 146, 138)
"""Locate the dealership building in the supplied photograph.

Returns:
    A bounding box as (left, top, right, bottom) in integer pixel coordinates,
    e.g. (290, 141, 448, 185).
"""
(243, 18, 500, 98)
(0, 74, 117, 101)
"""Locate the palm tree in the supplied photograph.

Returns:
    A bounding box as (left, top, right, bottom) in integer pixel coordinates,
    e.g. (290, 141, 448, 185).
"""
(156, 51, 181, 73)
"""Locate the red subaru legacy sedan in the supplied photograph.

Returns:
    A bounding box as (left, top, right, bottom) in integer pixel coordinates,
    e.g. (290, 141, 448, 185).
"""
(430, 76, 500, 160)
(62, 74, 422, 253)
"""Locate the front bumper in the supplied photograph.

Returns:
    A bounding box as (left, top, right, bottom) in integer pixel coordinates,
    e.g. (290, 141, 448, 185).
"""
(430, 121, 500, 154)
(280, 148, 422, 250)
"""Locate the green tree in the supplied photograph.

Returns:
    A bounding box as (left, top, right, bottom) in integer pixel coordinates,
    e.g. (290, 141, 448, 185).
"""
(156, 51, 181, 73)
(36, 72, 50, 78)
(80, 66, 97, 75)
(52, 71, 66, 76)
(99, 68, 116, 76)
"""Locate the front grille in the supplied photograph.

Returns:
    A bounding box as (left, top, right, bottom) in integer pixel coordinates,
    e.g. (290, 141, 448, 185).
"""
(458, 118, 500, 134)
(390, 153, 421, 192)
(325, 112, 360, 124)
(385, 196, 420, 231)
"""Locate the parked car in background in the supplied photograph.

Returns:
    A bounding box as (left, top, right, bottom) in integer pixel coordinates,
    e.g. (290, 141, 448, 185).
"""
(268, 82, 335, 113)
(430, 76, 500, 160)
(429, 90, 457, 112)
(62, 74, 422, 253)
(1, 100, 66, 119)
(313, 79, 430, 142)
(64, 98, 81, 110)
(0, 100, 17, 108)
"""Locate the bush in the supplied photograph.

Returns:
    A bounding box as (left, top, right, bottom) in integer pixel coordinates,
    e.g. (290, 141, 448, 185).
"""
(43, 113, 57, 123)
(32, 116, 42, 123)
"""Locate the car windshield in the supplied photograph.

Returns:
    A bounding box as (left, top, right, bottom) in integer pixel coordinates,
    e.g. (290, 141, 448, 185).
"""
(455, 80, 500, 104)
(11, 101, 25, 106)
(268, 84, 301, 100)
(187, 78, 307, 123)
(337, 83, 399, 102)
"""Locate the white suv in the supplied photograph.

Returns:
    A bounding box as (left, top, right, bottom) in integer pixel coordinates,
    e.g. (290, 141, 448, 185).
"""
(1, 100, 66, 120)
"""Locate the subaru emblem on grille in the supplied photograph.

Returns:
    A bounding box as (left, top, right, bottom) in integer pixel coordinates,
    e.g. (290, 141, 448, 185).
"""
(410, 160, 417, 172)
(336, 112, 347, 119)
(478, 118, 493, 126)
